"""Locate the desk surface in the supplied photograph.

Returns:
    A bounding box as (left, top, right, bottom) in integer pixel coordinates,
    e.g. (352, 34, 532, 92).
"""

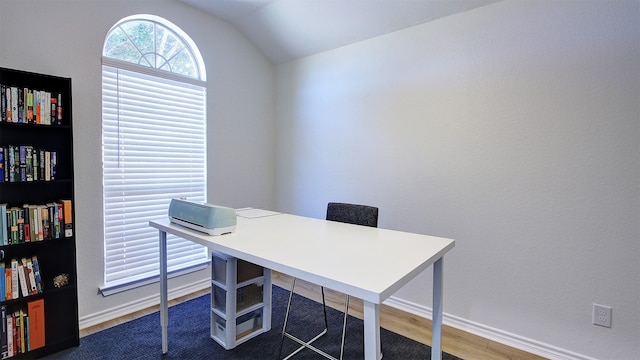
(151, 212, 454, 304)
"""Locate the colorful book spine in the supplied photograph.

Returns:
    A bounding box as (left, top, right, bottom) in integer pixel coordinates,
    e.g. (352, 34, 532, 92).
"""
(31, 257, 42, 294)
(0, 265, 4, 302)
(16, 261, 28, 298)
(27, 299, 44, 351)
(0, 256, 42, 301)
(0, 202, 71, 243)
(0, 300, 45, 357)
(0, 146, 57, 183)
(60, 199, 73, 237)
(17, 88, 23, 124)
(0, 147, 4, 183)
(1, 305, 7, 357)
(10, 260, 18, 301)
(0, 85, 5, 122)
(10, 87, 17, 123)
(0, 204, 7, 246)
(6, 312, 12, 357)
(0, 83, 63, 125)
(4, 267, 11, 301)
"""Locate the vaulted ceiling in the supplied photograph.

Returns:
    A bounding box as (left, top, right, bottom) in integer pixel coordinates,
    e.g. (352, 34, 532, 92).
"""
(178, 0, 500, 64)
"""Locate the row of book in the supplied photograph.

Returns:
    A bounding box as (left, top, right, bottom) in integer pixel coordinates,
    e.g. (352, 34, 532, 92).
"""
(1, 299, 45, 358)
(0, 201, 73, 246)
(1, 84, 62, 125)
(0, 257, 43, 302)
(0, 146, 57, 183)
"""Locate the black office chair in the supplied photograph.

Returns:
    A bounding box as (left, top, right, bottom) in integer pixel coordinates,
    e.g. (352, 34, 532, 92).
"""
(278, 202, 379, 360)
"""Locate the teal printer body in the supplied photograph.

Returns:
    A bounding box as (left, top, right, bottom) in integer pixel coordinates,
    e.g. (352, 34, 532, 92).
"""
(168, 199, 236, 235)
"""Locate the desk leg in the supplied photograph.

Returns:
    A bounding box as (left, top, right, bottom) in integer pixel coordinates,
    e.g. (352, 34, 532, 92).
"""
(363, 301, 381, 360)
(159, 230, 168, 354)
(432, 257, 444, 360)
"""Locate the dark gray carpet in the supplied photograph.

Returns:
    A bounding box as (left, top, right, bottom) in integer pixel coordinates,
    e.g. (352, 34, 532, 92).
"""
(46, 285, 462, 359)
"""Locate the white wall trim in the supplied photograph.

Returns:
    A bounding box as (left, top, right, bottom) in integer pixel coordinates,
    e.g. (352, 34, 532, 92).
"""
(79, 279, 211, 331)
(383, 296, 598, 360)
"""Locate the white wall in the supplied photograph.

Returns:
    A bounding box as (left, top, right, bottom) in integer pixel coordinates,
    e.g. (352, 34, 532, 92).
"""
(275, 1, 639, 359)
(0, 0, 275, 326)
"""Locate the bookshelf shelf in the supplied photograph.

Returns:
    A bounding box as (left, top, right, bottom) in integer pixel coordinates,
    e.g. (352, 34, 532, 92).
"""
(0, 67, 79, 358)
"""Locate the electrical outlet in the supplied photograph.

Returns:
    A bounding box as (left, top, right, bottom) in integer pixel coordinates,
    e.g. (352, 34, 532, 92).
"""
(593, 304, 612, 328)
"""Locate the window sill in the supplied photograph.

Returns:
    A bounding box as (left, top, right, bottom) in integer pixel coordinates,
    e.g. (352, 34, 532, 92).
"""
(99, 261, 209, 297)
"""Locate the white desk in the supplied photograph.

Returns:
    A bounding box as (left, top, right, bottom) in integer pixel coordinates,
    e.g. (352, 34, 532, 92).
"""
(150, 212, 454, 360)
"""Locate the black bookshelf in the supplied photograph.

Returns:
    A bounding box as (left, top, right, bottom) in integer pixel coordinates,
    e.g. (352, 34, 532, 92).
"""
(0, 67, 79, 358)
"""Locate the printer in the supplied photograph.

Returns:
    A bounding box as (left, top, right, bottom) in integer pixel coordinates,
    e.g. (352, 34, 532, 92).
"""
(168, 198, 236, 235)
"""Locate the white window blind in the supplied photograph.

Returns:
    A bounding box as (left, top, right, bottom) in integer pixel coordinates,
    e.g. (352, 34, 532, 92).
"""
(101, 64, 207, 290)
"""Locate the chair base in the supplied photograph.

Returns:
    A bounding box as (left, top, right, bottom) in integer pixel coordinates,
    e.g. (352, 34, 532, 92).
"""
(281, 329, 333, 360)
(278, 279, 349, 360)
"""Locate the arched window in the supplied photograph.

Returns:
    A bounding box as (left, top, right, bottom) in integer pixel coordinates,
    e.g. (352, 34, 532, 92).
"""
(103, 15, 204, 79)
(100, 15, 207, 294)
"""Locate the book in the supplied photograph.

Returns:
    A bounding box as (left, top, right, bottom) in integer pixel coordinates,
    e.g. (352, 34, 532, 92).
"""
(43, 92, 50, 126)
(1, 305, 7, 357)
(7, 146, 14, 183)
(50, 95, 57, 125)
(22, 205, 30, 243)
(23, 258, 37, 296)
(16, 209, 24, 243)
(45, 203, 59, 239)
(34, 90, 40, 125)
(6, 312, 13, 357)
(38, 150, 44, 181)
(18, 147, 25, 182)
(4, 267, 11, 301)
(10, 87, 17, 123)
(12, 147, 18, 183)
(18, 310, 24, 354)
(24, 205, 35, 242)
(8, 208, 19, 244)
(0, 84, 5, 122)
(40, 206, 49, 241)
(31, 148, 38, 181)
(60, 199, 73, 237)
(56, 93, 62, 123)
(30, 257, 42, 294)
(10, 259, 18, 300)
(17, 88, 23, 124)
(35, 205, 44, 241)
(4, 86, 11, 122)
(25, 146, 33, 182)
(54, 203, 62, 239)
(50, 151, 56, 180)
(2, 147, 6, 182)
(0, 264, 4, 302)
(27, 299, 44, 351)
(0, 147, 4, 182)
(44, 151, 50, 181)
(0, 204, 7, 245)
(16, 260, 28, 298)
(26, 89, 33, 123)
(24, 317, 29, 353)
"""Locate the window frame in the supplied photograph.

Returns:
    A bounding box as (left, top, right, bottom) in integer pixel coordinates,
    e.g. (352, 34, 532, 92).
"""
(99, 15, 208, 296)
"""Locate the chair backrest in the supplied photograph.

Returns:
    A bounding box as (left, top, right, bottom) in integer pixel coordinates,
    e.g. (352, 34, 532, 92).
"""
(326, 202, 379, 228)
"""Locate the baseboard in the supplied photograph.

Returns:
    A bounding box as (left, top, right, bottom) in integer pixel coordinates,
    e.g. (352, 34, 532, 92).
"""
(383, 296, 597, 360)
(79, 278, 211, 330)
